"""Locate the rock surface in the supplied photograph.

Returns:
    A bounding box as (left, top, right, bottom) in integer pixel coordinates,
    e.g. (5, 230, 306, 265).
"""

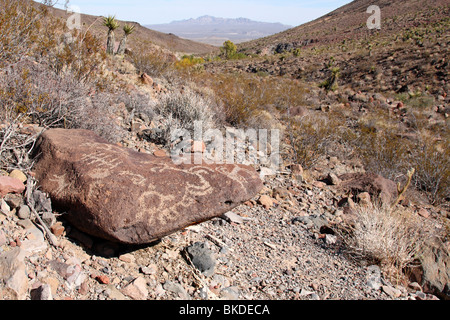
(32, 129, 263, 244)
(338, 173, 398, 206)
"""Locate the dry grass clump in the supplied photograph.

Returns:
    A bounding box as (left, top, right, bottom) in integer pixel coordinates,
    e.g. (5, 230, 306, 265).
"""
(151, 89, 218, 146)
(340, 204, 430, 279)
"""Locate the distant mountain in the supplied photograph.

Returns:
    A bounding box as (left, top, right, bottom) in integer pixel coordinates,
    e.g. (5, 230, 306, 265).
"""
(146, 15, 292, 46)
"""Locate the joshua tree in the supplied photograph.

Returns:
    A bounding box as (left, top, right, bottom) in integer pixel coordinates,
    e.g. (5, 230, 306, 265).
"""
(116, 24, 135, 55)
(103, 15, 120, 55)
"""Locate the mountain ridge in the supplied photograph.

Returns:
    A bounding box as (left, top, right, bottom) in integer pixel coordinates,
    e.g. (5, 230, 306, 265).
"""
(146, 15, 292, 46)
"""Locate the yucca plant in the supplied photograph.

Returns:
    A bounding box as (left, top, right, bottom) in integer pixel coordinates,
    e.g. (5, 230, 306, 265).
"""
(103, 15, 120, 55)
(116, 24, 135, 55)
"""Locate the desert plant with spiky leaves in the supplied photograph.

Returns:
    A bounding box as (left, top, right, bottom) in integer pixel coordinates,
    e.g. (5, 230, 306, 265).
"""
(116, 24, 135, 55)
(103, 15, 120, 55)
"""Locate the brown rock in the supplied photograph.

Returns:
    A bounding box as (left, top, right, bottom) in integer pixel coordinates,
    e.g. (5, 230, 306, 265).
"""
(357, 192, 373, 208)
(32, 129, 263, 244)
(140, 73, 153, 86)
(0, 176, 25, 197)
(258, 195, 273, 209)
(338, 173, 398, 206)
(418, 208, 430, 218)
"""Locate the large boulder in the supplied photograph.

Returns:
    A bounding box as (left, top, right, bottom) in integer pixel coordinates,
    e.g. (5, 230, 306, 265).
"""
(32, 129, 263, 244)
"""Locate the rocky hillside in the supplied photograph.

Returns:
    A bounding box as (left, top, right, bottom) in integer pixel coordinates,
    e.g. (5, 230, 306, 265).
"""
(0, 0, 448, 303)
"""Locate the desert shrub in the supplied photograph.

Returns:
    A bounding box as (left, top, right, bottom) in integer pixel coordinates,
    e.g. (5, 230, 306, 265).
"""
(196, 73, 305, 128)
(129, 45, 176, 79)
(0, 59, 122, 141)
(289, 111, 354, 170)
(352, 112, 449, 205)
(152, 90, 217, 145)
(0, 0, 43, 65)
(408, 133, 449, 205)
(339, 204, 429, 279)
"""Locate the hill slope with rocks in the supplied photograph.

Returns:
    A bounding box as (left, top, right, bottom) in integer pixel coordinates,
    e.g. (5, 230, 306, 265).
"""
(0, 0, 448, 302)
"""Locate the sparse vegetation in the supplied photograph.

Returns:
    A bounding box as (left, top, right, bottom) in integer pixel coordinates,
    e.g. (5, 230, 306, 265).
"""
(339, 204, 429, 280)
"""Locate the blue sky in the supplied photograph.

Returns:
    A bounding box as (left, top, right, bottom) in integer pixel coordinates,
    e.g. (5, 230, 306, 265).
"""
(55, 0, 353, 26)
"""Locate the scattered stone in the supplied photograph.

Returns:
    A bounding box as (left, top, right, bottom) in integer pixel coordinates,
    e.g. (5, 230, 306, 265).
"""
(327, 173, 341, 186)
(119, 253, 135, 264)
(163, 281, 190, 300)
(357, 192, 372, 208)
(382, 285, 402, 298)
(9, 170, 27, 183)
(366, 265, 382, 291)
(33, 129, 263, 244)
(0, 248, 29, 300)
(409, 282, 422, 292)
(140, 264, 157, 275)
(17, 205, 31, 220)
(42, 211, 56, 227)
(339, 173, 398, 206)
(220, 287, 240, 300)
(0, 199, 10, 216)
(32, 190, 52, 213)
(3, 194, 23, 210)
(418, 208, 430, 218)
(324, 234, 337, 245)
(221, 211, 244, 225)
(121, 277, 149, 300)
(258, 195, 273, 210)
(50, 222, 65, 237)
(95, 275, 110, 285)
(140, 73, 153, 86)
(30, 284, 53, 300)
(185, 242, 216, 277)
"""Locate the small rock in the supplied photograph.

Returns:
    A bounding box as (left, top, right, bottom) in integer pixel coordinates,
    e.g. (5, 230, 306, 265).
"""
(418, 208, 430, 218)
(258, 195, 273, 210)
(30, 284, 53, 300)
(121, 277, 149, 300)
(96, 275, 110, 285)
(382, 285, 402, 298)
(0, 199, 11, 216)
(9, 170, 27, 183)
(220, 287, 239, 300)
(3, 194, 23, 210)
(324, 234, 337, 245)
(17, 205, 31, 220)
(140, 264, 157, 275)
(42, 212, 56, 227)
(327, 173, 341, 186)
(185, 242, 216, 277)
(32, 190, 52, 213)
(408, 282, 422, 292)
(0, 229, 7, 246)
(415, 291, 427, 300)
(0, 176, 25, 197)
(222, 211, 244, 224)
(119, 253, 135, 264)
(50, 222, 65, 237)
(163, 281, 190, 300)
(299, 289, 315, 296)
(357, 192, 373, 208)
